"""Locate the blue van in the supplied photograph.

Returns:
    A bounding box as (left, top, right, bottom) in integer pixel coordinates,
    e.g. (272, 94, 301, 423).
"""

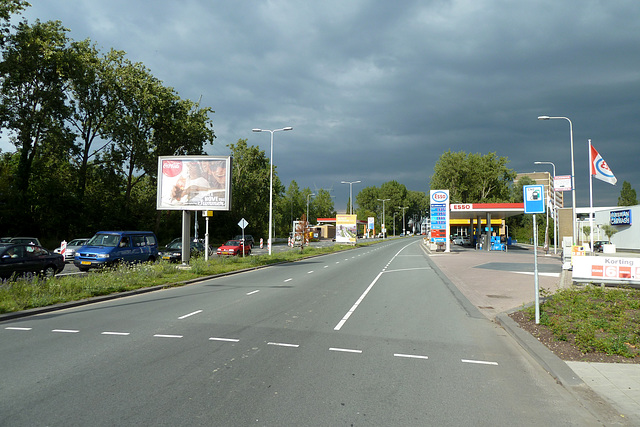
(74, 231, 158, 271)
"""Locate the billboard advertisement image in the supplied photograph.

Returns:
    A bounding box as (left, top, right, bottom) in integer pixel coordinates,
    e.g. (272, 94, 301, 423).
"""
(336, 214, 357, 243)
(157, 156, 232, 211)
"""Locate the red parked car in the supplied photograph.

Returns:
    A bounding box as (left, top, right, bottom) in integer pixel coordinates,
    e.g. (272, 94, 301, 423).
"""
(216, 240, 251, 256)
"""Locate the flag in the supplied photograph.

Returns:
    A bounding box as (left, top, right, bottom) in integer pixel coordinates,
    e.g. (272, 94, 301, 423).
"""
(590, 144, 617, 185)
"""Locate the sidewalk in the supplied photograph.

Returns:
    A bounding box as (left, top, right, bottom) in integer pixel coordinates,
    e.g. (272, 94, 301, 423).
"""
(425, 243, 640, 424)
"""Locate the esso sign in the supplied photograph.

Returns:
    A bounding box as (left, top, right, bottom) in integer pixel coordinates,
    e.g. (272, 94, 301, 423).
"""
(431, 190, 449, 203)
(451, 204, 472, 210)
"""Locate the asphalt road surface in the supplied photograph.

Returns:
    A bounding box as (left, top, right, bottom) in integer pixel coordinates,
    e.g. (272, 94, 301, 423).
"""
(1, 238, 607, 426)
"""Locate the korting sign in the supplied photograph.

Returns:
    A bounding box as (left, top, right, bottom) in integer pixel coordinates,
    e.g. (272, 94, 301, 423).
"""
(573, 256, 640, 284)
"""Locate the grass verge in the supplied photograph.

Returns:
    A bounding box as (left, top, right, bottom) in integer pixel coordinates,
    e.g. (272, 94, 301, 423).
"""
(524, 285, 640, 358)
(0, 242, 377, 314)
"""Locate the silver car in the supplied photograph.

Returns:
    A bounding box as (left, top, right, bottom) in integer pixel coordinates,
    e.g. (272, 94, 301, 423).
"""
(54, 238, 90, 262)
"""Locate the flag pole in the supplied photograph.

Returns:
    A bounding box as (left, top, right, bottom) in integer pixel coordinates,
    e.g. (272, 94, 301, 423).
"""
(588, 139, 594, 253)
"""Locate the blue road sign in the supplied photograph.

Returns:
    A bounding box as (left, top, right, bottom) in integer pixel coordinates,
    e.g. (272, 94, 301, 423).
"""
(523, 185, 545, 214)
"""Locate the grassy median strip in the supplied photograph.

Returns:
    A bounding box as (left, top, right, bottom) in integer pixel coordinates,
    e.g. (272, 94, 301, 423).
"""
(524, 285, 640, 358)
(0, 242, 377, 314)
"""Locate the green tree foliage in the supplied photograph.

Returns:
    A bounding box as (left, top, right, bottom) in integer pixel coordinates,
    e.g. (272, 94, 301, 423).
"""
(0, 20, 73, 218)
(429, 150, 516, 203)
(0, 18, 215, 244)
(601, 224, 619, 242)
(618, 181, 638, 206)
(0, 0, 29, 46)
(222, 139, 281, 240)
(355, 181, 427, 235)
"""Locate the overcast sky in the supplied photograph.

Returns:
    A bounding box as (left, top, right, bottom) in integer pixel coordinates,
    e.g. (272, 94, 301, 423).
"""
(5, 1, 640, 212)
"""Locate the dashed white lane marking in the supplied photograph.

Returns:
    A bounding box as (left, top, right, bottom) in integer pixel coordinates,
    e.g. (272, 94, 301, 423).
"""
(329, 347, 362, 354)
(52, 329, 79, 333)
(154, 334, 183, 338)
(394, 353, 429, 360)
(178, 310, 203, 319)
(461, 359, 498, 366)
(5, 327, 31, 331)
(246, 290, 260, 295)
(307, 271, 314, 274)
(268, 342, 300, 348)
(209, 337, 240, 342)
(324, 265, 329, 268)
(284, 278, 293, 282)
(102, 332, 130, 336)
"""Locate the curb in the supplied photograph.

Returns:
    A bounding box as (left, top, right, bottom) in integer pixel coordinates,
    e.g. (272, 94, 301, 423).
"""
(495, 311, 584, 387)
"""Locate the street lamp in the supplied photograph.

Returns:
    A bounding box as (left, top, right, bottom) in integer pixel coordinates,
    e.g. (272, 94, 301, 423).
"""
(398, 206, 408, 235)
(341, 180, 361, 214)
(538, 116, 576, 246)
(377, 198, 390, 239)
(252, 126, 293, 255)
(534, 161, 558, 254)
(306, 193, 315, 224)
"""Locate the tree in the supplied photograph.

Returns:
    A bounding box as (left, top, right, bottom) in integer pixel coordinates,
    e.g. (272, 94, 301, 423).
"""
(618, 181, 638, 206)
(601, 224, 619, 243)
(0, 19, 74, 229)
(225, 139, 282, 239)
(430, 150, 516, 203)
(0, 0, 29, 47)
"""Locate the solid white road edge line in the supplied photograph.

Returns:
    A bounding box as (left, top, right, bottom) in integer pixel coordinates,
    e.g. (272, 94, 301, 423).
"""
(334, 271, 383, 331)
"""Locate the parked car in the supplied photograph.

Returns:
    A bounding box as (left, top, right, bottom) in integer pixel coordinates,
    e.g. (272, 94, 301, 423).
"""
(7, 237, 42, 246)
(0, 243, 65, 280)
(54, 238, 90, 262)
(593, 240, 608, 252)
(233, 234, 254, 248)
(159, 239, 206, 262)
(217, 240, 251, 256)
(73, 231, 158, 271)
(452, 236, 464, 245)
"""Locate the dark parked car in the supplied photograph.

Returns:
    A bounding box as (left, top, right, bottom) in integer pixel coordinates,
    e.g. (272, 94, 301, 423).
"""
(0, 243, 65, 280)
(6, 237, 43, 246)
(159, 239, 206, 262)
(217, 240, 251, 256)
(593, 240, 608, 252)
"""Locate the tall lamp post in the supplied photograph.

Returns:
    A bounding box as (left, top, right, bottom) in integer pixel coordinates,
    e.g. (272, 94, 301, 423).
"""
(538, 116, 576, 246)
(377, 198, 390, 239)
(534, 161, 558, 254)
(252, 126, 293, 255)
(398, 206, 408, 235)
(341, 180, 361, 214)
(306, 193, 315, 224)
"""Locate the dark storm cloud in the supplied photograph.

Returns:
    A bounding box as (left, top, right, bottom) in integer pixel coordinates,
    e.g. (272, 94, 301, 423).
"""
(6, 0, 640, 211)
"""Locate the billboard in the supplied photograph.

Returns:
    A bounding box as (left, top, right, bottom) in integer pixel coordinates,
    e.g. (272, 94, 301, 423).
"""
(336, 214, 357, 244)
(157, 156, 232, 211)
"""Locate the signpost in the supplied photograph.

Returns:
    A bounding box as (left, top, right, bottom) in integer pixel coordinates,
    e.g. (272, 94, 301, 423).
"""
(524, 185, 545, 324)
(430, 190, 450, 252)
(238, 218, 248, 257)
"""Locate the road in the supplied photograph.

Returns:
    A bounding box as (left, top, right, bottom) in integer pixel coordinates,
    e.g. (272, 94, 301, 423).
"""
(1, 238, 606, 426)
